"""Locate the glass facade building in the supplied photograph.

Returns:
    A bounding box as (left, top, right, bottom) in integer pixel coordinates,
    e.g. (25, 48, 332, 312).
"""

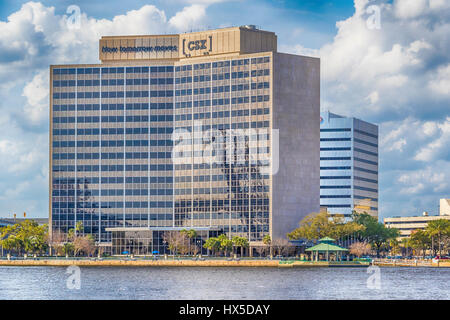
(50, 26, 320, 254)
(319, 111, 379, 218)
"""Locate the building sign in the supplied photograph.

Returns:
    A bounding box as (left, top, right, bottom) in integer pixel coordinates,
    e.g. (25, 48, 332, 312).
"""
(101, 45, 178, 54)
(182, 36, 212, 55)
(99, 27, 277, 62)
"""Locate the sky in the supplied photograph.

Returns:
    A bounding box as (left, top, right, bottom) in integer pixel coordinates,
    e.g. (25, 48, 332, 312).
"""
(0, 0, 448, 220)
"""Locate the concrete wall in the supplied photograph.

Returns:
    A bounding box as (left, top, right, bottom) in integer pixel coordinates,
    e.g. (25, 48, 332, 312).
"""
(271, 53, 320, 240)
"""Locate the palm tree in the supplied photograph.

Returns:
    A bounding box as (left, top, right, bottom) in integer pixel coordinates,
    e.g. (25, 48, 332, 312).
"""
(400, 238, 411, 257)
(426, 219, 450, 257)
(263, 235, 271, 256)
(232, 236, 249, 256)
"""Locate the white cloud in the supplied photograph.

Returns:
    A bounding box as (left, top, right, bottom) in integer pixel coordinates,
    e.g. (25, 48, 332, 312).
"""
(414, 118, 450, 162)
(169, 4, 207, 31)
(306, 0, 450, 122)
(397, 164, 449, 194)
(429, 64, 450, 96)
(22, 70, 48, 123)
(394, 0, 428, 19)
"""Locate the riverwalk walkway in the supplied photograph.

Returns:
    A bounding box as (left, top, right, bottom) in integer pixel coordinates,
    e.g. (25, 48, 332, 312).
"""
(0, 257, 447, 268)
(372, 258, 450, 268)
(0, 257, 370, 268)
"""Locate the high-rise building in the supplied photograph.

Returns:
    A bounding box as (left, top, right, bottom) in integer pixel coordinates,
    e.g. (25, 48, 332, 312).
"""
(440, 199, 450, 216)
(50, 26, 320, 254)
(319, 111, 378, 218)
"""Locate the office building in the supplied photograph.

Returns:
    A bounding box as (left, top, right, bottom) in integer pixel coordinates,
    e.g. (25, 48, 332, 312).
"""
(320, 111, 378, 218)
(385, 199, 450, 238)
(50, 26, 320, 254)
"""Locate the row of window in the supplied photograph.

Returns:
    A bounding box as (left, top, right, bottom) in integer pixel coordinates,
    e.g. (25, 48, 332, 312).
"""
(354, 138, 378, 148)
(53, 164, 173, 172)
(319, 166, 377, 176)
(319, 185, 378, 193)
(354, 157, 378, 166)
(174, 198, 268, 206)
(318, 128, 377, 140)
(53, 152, 172, 160)
(54, 103, 175, 111)
(52, 201, 173, 208)
(174, 163, 271, 171)
(320, 128, 351, 132)
(354, 129, 378, 139)
(54, 188, 174, 196)
(53, 139, 173, 147)
(53, 127, 173, 135)
(354, 176, 378, 184)
(52, 214, 173, 220)
(320, 157, 351, 161)
(320, 176, 351, 180)
(354, 147, 378, 157)
(320, 138, 351, 142)
(320, 147, 351, 151)
(53, 115, 174, 123)
(52, 58, 271, 77)
(53, 176, 172, 185)
(53, 66, 174, 75)
(54, 78, 178, 87)
(175, 173, 264, 182)
(175, 186, 270, 195)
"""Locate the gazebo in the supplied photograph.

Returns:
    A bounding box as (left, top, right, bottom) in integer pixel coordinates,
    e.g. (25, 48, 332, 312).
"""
(306, 237, 348, 262)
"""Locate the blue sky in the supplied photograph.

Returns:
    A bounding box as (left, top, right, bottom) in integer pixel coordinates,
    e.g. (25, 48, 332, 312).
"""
(0, 0, 448, 221)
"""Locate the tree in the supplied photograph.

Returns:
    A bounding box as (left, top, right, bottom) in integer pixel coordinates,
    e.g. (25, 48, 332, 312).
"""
(73, 235, 96, 256)
(389, 238, 400, 256)
(49, 229, 65, 256)
(426, 219, 450, 257)
(217, 234, 233, 256)
(163, 231, 189, 257)
(0, 224, 23, 255)
(349, 241, 371, 258)
(353, 212, 400, 257)
(287, 211, 365, 241)
(62, 242, 75, 256)
(410, 229, 431, 258)
(180, 229, 198, 255)
(271, 238, 292, 257)
(203, 237, 220, 256)
(400, 237, 412, 257)
(0, 220, 48, 255)
(232, 236, 249, 256)
(17, 221, 48, 254)
(263, 235, 272, 256)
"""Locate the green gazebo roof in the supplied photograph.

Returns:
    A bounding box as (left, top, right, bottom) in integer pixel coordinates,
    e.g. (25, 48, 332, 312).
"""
(318, 237, 336, 242)
(306, 243, 348, 252)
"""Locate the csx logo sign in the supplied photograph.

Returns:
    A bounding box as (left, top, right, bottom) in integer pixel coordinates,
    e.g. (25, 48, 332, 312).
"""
(183, 36, 212, 55)
(188, 40, 207, 50)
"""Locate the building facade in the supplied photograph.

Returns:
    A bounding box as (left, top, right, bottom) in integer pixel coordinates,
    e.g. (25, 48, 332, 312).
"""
(385, 213, 450, 239)
(50, 26, 320, 254)
(440, 199, 450, 216)
(320, 111, 378, 218)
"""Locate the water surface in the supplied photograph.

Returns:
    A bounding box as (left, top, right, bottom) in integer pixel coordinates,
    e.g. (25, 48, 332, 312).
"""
(0, 266, 448, 300)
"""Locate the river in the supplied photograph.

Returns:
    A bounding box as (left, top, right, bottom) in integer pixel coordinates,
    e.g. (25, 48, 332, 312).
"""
(0, 266, 448, 299)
